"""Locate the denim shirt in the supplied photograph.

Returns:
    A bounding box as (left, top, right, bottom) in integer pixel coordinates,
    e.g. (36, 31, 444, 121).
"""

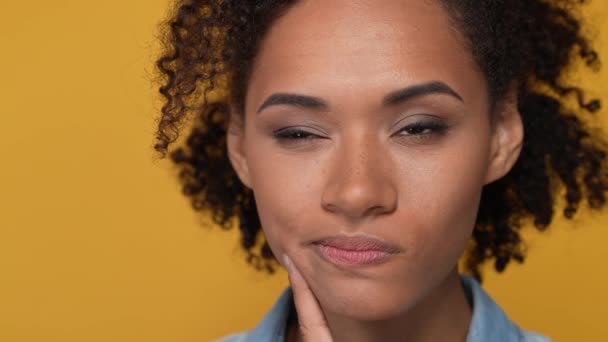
(216, 276, 551, 342)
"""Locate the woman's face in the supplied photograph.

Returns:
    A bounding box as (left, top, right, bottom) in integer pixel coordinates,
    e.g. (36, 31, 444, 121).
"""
(228, 0, 522, 320)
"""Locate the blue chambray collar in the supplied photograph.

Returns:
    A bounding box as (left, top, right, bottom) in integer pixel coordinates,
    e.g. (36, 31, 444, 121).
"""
(462, 276, 523, 341)
(242, 286, 294, 342)
(242, 276, 530, 342)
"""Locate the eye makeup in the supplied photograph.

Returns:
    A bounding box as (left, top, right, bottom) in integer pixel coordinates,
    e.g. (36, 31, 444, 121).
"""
(272, 126, 328, 147)
(392, 116, 450, 144)
(271, 117, 451, 148)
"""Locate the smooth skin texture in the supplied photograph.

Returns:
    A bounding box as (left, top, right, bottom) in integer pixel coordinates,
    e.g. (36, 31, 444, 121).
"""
(227, 0, 523, 341)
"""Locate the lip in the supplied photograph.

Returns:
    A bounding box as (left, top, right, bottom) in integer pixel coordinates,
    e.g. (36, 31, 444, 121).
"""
(312, 235, 400, 267)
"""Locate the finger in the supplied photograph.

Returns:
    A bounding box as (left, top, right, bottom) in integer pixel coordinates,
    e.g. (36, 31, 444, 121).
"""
(283, 254, 333, 341)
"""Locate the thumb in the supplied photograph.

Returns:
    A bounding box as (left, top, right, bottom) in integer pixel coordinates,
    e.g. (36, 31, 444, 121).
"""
(283, 254, 333, 342)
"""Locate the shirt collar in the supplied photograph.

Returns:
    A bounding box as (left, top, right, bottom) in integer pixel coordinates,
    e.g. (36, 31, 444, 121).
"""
(244, 275, 523, 342)
(462, 275, 523, 341)
(243, 287, 294, 342)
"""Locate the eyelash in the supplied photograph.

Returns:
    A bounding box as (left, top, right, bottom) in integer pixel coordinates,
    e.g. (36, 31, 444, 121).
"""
(272, 120, 449, 144)
(273, 128, 322, 141)
(397, 120, 449, 136)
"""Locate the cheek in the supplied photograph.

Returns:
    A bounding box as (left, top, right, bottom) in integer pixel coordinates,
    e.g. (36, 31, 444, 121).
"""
(399, 129, 492, 271)
(243, 142, 324, 258)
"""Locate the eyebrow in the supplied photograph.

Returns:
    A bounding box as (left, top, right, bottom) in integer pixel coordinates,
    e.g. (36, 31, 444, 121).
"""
(382, 81, 463, 106)
(256, 81, 463, 114)
(257, 93, 328, 113)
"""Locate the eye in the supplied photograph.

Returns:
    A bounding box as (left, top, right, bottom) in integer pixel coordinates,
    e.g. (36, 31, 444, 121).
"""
(272, 127, 327, 146)
(393, 118, 450, 145)
(274, 128, 318, 140)
(397, 120, 449, 136)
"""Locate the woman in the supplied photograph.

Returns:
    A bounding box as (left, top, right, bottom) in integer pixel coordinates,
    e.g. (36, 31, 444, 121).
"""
(154, 0, 607, 341)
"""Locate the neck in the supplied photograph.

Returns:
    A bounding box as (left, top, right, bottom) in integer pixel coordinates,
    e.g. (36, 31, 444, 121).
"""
(287, 269, 472, 342)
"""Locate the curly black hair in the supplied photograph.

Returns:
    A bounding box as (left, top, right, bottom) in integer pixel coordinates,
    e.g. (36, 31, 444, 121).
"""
(154, 0, 608, 281)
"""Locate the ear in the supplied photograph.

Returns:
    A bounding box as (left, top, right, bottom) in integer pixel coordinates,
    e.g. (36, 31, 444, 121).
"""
(484, 84, 524, 185)
(226, 107, 253, 189)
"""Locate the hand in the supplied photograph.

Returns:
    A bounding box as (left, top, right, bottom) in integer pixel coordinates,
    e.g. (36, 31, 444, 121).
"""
(283, 254, 334, 342)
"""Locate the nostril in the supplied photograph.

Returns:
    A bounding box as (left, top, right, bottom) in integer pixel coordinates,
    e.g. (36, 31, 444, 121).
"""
(321, 201, 340, 213)
(366, 205, 393, 217)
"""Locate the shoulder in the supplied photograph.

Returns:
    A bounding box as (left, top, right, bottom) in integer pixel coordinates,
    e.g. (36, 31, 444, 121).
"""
(461, 276, 552, 342)
(522, 330, 553, 342)
(213, 332, 248, 342)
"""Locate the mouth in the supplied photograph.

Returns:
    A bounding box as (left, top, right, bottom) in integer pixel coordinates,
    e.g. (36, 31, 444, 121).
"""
(311, 235, 401, 267)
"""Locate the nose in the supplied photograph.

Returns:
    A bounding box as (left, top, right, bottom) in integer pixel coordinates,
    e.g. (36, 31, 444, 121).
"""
(321, 134, 398, 222)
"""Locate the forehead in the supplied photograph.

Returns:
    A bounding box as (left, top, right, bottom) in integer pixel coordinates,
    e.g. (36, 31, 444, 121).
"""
(247, 0, 486, 110)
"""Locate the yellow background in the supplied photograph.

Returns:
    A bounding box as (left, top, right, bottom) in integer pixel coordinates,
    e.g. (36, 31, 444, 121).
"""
(1, 1, 607, 341)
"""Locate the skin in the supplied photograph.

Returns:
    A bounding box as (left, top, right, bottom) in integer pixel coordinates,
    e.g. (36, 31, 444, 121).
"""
(227, 0, 523, 341)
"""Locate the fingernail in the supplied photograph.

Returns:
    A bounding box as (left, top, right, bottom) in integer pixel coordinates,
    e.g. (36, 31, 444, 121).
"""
(283, 254, 293, 272)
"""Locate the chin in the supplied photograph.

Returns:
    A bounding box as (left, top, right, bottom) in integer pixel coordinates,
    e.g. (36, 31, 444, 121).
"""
(315, 279, 423, 322)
